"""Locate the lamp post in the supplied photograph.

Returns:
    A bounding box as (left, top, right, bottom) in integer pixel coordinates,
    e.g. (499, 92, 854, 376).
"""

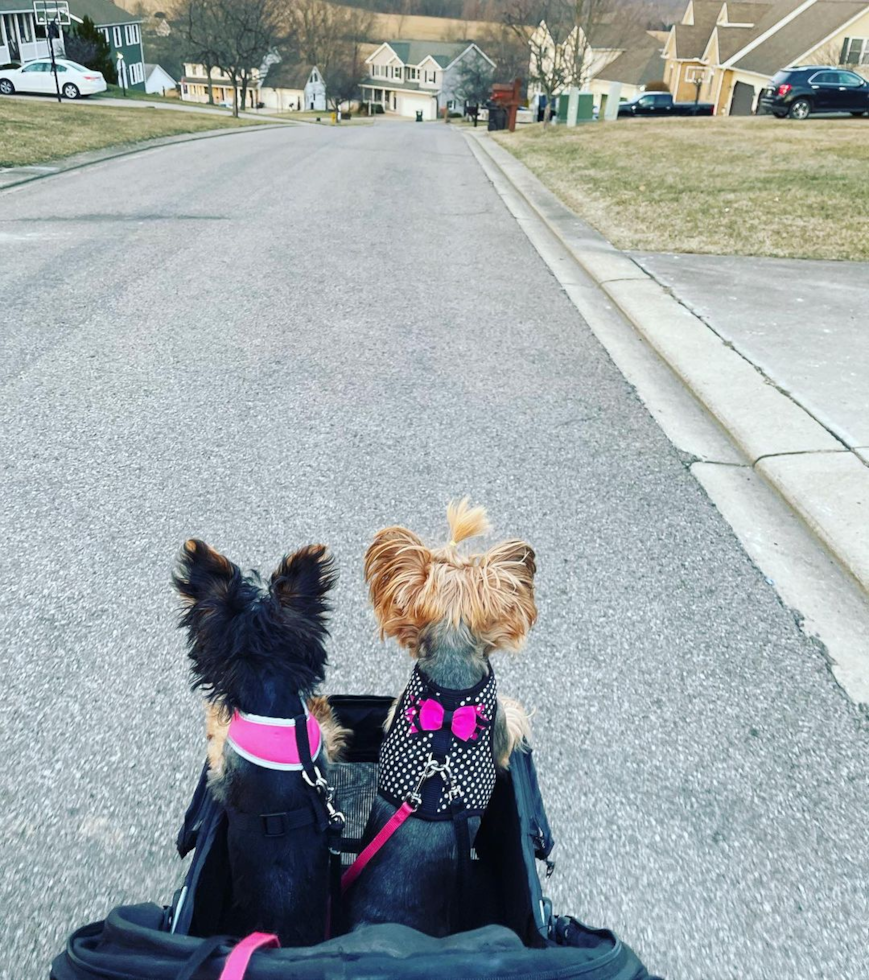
(116, 50, 126, 96)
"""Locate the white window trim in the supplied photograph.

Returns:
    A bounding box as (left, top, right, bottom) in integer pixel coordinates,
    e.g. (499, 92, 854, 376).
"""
(843, 36, 869, 65)
(112, 25, 121, 47)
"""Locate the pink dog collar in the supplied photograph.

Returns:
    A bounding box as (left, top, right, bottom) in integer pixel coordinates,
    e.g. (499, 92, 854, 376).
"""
(226, 709, 323, 771)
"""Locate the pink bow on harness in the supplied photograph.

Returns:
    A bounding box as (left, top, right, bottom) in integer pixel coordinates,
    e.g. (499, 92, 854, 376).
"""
(408, 698, 489, 742)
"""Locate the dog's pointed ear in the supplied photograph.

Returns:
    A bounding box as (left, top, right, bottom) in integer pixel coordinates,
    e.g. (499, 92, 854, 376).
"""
(365, 527, 430, 643)
(270, 545, 335, 615)
(480, 539, 537, 649)
(173, 539, 241, 608)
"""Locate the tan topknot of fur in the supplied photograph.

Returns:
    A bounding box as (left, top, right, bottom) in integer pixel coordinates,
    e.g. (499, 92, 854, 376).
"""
(445, 498, 490, 549)
(364, 501, 537, 655)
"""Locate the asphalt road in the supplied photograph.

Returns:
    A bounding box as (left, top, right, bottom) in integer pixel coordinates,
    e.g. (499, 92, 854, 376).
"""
(1, 123, 867, 980)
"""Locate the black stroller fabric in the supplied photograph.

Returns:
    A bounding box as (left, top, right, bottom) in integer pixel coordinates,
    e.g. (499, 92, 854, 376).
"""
(50, 695, 660, 980)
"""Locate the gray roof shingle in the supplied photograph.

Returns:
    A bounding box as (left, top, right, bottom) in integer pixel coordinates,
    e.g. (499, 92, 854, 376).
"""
(376, 40, 476, 68)
(732, 0, 868, 72)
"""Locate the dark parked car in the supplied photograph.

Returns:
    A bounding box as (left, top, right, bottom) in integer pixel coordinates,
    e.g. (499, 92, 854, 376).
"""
(758, 66, 869, 119)
(617, 92, 714, 117)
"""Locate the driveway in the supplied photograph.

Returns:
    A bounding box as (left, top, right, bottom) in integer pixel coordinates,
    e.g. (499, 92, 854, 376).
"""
(0, 123, 867, 980)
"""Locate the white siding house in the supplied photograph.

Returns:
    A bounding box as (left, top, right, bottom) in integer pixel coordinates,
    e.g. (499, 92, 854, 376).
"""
(143, 62, 175, 95)
(360, 40, 495, 120)
(259, 63, 326, 112)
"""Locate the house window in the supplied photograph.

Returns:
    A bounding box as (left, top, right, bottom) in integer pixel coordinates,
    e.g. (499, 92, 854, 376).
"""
(112, 25, 121, 47)
(406, 67, 417, 80)
(15, 12, 33, 42)
(392, 65, 401, 78)
(129, 61, 143, 83)
(101, 27, 110, 42)
(124, 24, 140, 45)
(841, 37, 869, 65)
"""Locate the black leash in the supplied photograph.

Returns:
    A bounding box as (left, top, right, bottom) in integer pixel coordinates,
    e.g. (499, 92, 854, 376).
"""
(294, 706, 346, 937)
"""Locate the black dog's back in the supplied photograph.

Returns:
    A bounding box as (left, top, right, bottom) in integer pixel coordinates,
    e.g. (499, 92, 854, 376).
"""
(347, 796, 480, 937)
(173, 540, 338, 947)
(222, 759, 329, 945)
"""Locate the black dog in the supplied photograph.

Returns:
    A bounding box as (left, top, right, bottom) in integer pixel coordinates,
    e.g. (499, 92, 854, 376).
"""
(174, 539, 342, 946)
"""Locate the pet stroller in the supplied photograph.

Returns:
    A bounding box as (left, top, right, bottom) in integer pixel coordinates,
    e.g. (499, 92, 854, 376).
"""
(51, 696, 661, 980)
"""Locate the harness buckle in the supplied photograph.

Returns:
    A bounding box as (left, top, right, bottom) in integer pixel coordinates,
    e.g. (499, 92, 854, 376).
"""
(406, 753, 458, 810)
(261, 812, 287, 837)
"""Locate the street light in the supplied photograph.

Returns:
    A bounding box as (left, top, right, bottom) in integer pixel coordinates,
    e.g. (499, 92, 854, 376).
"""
(117, 50, 126, 97)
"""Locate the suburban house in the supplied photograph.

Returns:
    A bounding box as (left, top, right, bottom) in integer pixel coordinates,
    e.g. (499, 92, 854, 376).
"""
(360, 40, 496, 119)
(259, 63, 326, 112)
(180, 62, 264, 108)
(69, 0, 146, 90)
(0, 0, 144, 88)
(587, 27, 670, 103)
(1, 0, 63, 63)
(662, 0, 869, 114)
(527, 20, 669, 110)
(143, 61, 174, 95)
(180, 60, 326, 112)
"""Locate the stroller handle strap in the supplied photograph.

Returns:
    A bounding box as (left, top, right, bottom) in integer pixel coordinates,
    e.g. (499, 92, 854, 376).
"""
(218, 932, 280, 980)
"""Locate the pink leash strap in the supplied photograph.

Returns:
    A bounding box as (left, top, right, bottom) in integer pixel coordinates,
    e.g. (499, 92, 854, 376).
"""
(218, 932, 280, 980)
(341, 801, 415, 894)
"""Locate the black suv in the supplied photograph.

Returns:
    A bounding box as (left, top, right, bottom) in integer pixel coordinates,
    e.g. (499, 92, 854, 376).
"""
(758, 66, 869, 119)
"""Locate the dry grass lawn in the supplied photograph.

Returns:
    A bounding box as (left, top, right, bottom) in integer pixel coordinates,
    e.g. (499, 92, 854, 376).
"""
(494, 117, 869, 261)
(0, 98, 258, 168)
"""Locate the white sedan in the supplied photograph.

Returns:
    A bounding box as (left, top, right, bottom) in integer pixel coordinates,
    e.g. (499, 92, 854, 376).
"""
(0, 59, 107, 99)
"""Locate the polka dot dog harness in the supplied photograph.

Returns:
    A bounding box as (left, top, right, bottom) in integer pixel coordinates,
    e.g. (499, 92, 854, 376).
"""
(377, 664, 498, 820)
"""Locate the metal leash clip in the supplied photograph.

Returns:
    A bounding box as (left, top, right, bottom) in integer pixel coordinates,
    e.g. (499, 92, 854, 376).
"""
(304, 765, 346, 845)
(407, 753, 452, 810)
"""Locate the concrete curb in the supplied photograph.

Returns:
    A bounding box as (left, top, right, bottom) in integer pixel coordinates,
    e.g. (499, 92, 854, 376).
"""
(0, 122, 293, 193)
(468, 130, 869, 596)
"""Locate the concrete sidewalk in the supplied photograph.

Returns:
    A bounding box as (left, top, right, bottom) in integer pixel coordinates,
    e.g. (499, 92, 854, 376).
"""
(631, 252, 869, 453)
(469, 131, 869, 604)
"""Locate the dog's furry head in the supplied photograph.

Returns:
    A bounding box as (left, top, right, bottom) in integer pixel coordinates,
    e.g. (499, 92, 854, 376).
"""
(173, 540, 335, 712)
(364, 499, 537, 656)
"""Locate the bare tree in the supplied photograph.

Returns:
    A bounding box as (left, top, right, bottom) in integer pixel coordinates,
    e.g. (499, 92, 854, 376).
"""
(503, 0, 571, 125)
(452, 50, 494, 122)
(175, 0, 221, 103)
(804, 38, 851, 68)
(174, 0, 283, 115)
(325, 44, 368, 118)
(504, 0, 643, 124)
(477, 22, 529, 86)
(282, 0, 372, 81)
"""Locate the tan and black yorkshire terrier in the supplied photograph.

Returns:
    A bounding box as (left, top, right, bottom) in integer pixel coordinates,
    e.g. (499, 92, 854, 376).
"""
(175, 539, 348, 945)
(346, 499, 536, 936)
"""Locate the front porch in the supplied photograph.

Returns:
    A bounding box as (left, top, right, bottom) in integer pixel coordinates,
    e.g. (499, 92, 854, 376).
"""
(1, 10, 64, 64)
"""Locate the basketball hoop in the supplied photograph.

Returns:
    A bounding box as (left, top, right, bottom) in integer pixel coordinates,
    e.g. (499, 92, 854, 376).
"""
(32, 1, 69, 103)
(33, 1, 70, 26)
